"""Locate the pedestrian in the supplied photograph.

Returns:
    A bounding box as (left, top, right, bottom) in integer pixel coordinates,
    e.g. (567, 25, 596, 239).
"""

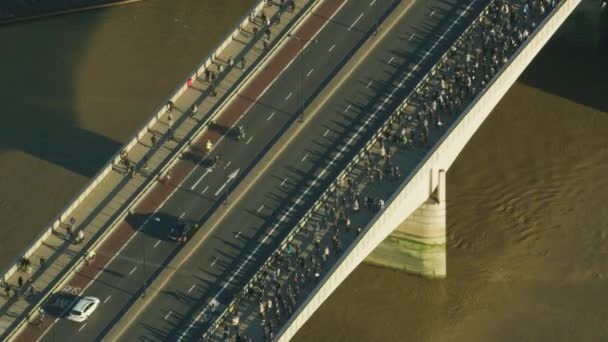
(167, 100, 174, 113)
(39, 256, 45, 267)
(263, 39, 269, 50)
(150, 134, 157, 148)
(167, 113, 174, 138)
(66, 226, 73, 241)
(191, 103, 198, 117)
(240, 57, 246, 70)
(4, 283, 10, 298)
(18, 276, 23, 288)
(204, 68, 210, 81)
(228, 56, 234, 68)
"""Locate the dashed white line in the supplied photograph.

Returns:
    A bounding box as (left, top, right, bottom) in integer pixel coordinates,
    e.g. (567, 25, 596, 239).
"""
(153, 240, 162, 248)
(366, 80, 373, 88)
(78, 323, 87, 332)
(328, 44, 335, 52)
(301, 153, 309, 162)
(388, 56, 395, 64)
(188, 284, 196, 293)
(349, 13, 364, 31)
(164, 311, 172, 320)
(246, 136, 253, 144)
(323, 129, 330, 137)
(306, 68, 314, 77)
(211, 258, 218, 267)
(104, 295, 112, 303)
(344, 104, 352, 112)
(370, 0, 377, 6)
(224, 161, 231, 169)
(430, 9, 435, 17)
(235, 231, 241, 239)
(280, 177, 288, 187)
(129, 266, 137, 275)
(202, 185, 209, 194)
(267, 111, 276, 120)
(285, 92, 293, 101)
(409, 33, 415, 41)
(257, 205, 265, 213)
(190, 168, 211, 190)
(179, 212, 186, 219)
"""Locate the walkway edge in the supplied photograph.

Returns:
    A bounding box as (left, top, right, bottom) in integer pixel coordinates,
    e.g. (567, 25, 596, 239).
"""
(104, 0, 417, 339)
(5, 2, 317, 341)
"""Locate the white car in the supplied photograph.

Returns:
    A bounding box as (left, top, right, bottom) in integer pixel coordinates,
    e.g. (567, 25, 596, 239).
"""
(67, 296, 100, 322)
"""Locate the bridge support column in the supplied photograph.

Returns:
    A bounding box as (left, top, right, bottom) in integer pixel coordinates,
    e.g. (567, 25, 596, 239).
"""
(365, 169, 446, 278)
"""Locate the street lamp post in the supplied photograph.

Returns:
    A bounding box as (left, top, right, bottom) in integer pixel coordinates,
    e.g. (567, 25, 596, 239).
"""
(288, 33, 318, 122)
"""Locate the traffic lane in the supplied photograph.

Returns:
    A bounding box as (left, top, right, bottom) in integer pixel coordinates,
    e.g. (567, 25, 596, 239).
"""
(117, 1, 402, 339)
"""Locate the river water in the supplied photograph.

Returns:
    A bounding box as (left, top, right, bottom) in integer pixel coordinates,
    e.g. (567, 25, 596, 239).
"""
(0, 0, 606, 340)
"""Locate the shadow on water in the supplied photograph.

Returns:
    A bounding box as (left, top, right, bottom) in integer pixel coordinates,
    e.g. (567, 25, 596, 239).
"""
(519, 0, 608, 113)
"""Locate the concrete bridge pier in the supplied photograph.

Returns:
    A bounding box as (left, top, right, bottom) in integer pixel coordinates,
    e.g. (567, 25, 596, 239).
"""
(365, 169, 446, 278)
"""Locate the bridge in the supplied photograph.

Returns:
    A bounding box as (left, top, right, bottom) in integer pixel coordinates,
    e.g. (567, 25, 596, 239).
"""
(0, 0, 585, 341)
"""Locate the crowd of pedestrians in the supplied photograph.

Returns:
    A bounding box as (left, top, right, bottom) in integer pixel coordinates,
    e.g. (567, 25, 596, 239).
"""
(198, 0, 559, 340)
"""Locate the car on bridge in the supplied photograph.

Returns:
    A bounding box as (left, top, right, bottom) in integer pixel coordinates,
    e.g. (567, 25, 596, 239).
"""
(67, 296, 100, 322)
(168, 220, 198, 243)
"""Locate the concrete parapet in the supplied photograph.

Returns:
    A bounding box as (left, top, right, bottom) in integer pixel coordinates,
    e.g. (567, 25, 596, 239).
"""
(366, 170, 446, 278)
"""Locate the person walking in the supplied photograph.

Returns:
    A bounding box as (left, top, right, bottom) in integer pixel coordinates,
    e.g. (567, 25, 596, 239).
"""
(18, 276, 23, 288)
(240, 57, 247, 70)
(167, 113, 174, 138)
(39, 256, 45, 267)
(191, 103, 198, 117)
(150, 134, 157, 148)
(167, 100, 174, 113)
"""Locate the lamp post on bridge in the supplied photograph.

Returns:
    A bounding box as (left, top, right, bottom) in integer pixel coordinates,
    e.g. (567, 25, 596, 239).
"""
(288, 33, 318, 122)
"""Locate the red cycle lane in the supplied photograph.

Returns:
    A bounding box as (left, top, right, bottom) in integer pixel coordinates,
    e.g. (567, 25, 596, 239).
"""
(15, 0, 347, 340)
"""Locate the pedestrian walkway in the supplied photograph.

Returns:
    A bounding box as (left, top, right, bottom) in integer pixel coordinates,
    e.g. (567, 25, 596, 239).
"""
(0, 1, 313, 339)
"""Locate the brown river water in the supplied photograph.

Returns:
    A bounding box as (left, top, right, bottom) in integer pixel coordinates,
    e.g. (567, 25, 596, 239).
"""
(0, 0, 606, 340)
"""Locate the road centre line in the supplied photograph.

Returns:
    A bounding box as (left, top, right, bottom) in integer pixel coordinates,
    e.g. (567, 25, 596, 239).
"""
(104, 295, 112, 303)
(78, 323, 87, 332)
(164, 311, 172, 320)
(246, 136, 253, 144)
(348, 13, 364, 31)
(267, 111, 276, 120)
(285, 92, 293, 101)
(211, 258, 218, 267)
(388, 56, 395, 64)
(179, 1, 477, 338)
(323, 129, 330, 137)
(328, 44, 335, 52)
(224, 161, 232, 169)
(188, 284, 196, 293)
(366, 80, 373, 88)
(153, 240, 162, 248)
(409, 33, 415, 41)
(370, 0, 377, 6)
(281, 177, 288, 187)
(257, 205, 265, 213)
(129, 266, 137, 276)
(301, 153, 309, 162)
(344, 104, 352, 112)
(306, 68, 314, 77)
(430, 9, 435, 17)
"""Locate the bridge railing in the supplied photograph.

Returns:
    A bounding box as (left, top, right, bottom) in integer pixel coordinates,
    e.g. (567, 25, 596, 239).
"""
(202, 0, 503, 337)
(276, 0, 572, 339)
(0, 0, 298, 308)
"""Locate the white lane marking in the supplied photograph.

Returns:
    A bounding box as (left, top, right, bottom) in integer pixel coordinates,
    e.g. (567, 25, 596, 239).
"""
(179, 212, 186, 219)
(323, 129, 330, 137)
(235, 231, 241, 239)
(190, 168, 211, 190)
(301, 153, 309, 162)
(370, 0, 377, 6)
(257, 205, 265, 213)
(129, 266, 137, 276)
(78, 323, 87, 332)
(178, 2, 476, 339)
(409, 33, 415, 41)
(306, 68, 314, 77)
(188, 284, 196, 293)
(366, 80, 373, 88)
(104, 295, 112, 303)
(211, 258, 218, 267)
(349, 13, 364, 31)
(267, 111, 276, 120)
(153, 240, 162, 248)
(388, 56, 395, 64)
(280, 177, 288, 187)
(430, 9, 435, 17)
(328, 44, 335, 52)
(164, 311, 172, 320)
(224, 161, 232, 169)
(246, 136, 253, 144)
(202, 185, 209, 194)
(344, 104, 352, 112)
(285, 92, 293, 101)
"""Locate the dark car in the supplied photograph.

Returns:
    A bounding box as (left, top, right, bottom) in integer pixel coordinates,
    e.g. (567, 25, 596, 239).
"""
(168, 221, 197, 243)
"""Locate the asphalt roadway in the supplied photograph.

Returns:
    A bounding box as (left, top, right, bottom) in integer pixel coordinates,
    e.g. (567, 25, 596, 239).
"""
(36, 0, 401, 341)
(113, 0, 488, 340)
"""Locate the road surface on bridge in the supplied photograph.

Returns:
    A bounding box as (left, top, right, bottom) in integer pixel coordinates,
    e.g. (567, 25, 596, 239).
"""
(32, 0, 399, 341)
(114, 0, 488, 340)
